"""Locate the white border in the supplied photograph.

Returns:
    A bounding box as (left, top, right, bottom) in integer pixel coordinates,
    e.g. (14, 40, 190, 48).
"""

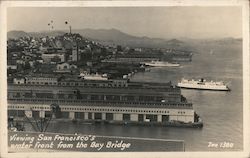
(0, 1, 249, 158)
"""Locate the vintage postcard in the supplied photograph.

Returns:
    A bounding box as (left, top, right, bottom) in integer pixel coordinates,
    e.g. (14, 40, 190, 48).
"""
(0, 0, 249, 158)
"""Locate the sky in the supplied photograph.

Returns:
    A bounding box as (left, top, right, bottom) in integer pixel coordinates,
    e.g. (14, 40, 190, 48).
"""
(7, 7, 242, 39)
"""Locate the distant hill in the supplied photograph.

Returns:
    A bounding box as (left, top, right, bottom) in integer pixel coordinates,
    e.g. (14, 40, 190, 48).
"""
(7, 30, 30, 39)
(7, 29, 240, 50)
(205, 37, 242, 45)
(29, 31, 65, 38)
(7, 30, 65, 39)
(165, 39, 184, 46)
(73, 28, 190, 49)
(179, 37, 242, 45)
(75, 28, 138, 42)
(8, 29, 190, 49)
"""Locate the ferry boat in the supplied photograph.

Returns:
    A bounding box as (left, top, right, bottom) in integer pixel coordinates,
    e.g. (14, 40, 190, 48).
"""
(79, 72, 108, 81)
(145, 61, 180, 67)
(177, 78, 230, 91)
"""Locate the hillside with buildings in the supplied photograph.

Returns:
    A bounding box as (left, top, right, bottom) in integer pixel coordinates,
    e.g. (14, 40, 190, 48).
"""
(8, 29, 193, 50)
(7, 31, 194, 87)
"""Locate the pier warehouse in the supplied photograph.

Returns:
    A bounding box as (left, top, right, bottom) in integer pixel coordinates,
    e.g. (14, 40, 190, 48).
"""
(7, 77, 202, 127)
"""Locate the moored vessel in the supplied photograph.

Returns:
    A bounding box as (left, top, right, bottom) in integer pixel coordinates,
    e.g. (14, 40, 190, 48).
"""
(145, 61, 180, 67)
(177, 78, 230, 91)
(79, 72, 108, 81)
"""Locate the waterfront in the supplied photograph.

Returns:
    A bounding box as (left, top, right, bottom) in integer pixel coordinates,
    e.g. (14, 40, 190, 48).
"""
(4, 4, 246, 155)
(132, 42, 243, 151)
(22, 42, 243, 151)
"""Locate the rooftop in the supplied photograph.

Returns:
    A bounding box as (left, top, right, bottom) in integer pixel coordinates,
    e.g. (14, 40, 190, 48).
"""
(8, 98, 193, 109)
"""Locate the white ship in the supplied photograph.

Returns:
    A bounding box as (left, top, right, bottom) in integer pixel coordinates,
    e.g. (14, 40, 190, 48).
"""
(177, 78, 230, 91)
(79, 72, 108, 81)
(145, 61, 180, 67)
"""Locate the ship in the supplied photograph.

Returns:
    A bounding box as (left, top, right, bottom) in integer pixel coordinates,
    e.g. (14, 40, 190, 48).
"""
(177, 78, 230, 91)
(8, 76, 203, 128)
(144, 61, 180, 67)
(79, 72, 108, 81)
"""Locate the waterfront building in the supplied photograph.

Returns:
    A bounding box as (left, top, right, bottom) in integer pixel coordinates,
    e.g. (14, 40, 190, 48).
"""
(7, 78, 202, 127)
(7, 60, 17, 70)
(24, 75, 59, 85)
(7, 65, 17, 70)
(102, 57, 159, 64)
(13, 77, 25, 84)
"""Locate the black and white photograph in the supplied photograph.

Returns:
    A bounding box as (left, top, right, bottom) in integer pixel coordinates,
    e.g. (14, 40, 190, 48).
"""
(0, 0, 249, 158)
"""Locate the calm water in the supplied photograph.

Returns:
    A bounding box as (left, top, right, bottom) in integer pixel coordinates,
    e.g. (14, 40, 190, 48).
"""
(26, 42, 243, 151)
(131, 43, 243, 151)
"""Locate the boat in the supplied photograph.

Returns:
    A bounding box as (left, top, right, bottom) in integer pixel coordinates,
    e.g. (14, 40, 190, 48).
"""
(145, 61, 180, 67)
(79, 72, 108, 81)
(177, 78, 230, 91)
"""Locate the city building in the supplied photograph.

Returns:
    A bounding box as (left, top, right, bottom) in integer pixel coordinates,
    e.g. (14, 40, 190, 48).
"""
(41, 53, 65, 63)
(25, 75, 59, 85)
(56, 62, 77, 73)
(7, 60, 17, 70)
(56, 62, 77, 70)
(71, 47, 78, 61)
(13, 77, 25, 84)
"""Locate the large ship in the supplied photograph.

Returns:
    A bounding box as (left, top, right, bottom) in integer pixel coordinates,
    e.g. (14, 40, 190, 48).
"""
(177, 78, 230, 91)
(79, 72, 108, 81)
(145, 61, 180, 67)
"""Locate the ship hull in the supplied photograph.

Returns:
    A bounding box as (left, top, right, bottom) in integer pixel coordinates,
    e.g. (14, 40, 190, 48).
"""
(177, 84, 230, 91)
(84, 77, 108, 81)
(145, 63, 180, 67)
